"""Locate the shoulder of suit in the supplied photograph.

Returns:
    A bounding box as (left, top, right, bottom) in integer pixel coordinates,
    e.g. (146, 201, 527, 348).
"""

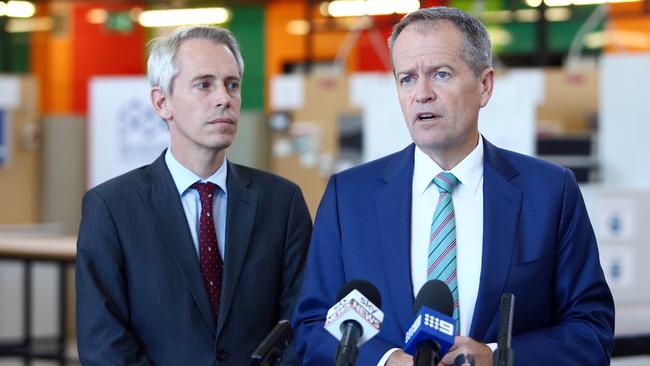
(228, 162, 301, 192)
(491, 144, 571, 184)
(85, 163, 153, 199)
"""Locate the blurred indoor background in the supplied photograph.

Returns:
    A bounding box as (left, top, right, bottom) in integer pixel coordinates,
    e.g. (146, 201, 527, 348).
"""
(1, 0, 649, 364)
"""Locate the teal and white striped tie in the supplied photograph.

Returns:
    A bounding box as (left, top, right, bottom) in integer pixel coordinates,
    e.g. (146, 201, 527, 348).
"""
(427, 172, 460, 333)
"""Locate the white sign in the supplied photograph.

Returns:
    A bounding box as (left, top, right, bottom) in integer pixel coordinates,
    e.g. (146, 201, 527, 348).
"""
(600, 246, 635, 288)
(88, 77, 169, 188)
(595, 199, 636, 241)
(270, 74, 304, 110)
(0, 76, 21, 109)
(479, 69, 542, 156)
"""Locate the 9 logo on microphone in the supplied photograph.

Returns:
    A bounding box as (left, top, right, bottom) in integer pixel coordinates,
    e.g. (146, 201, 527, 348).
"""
(424, 313, 454, 336)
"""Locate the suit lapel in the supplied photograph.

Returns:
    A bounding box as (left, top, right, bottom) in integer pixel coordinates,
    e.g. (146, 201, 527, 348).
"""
(216, 163, 257, 337)
(374, 145, 416, 334)
(470, 140, 522, 339)
(139, 153, 217, 335)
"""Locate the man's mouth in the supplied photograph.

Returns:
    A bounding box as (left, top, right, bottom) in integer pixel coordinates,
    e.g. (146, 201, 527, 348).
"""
(416, 112, 440, 121)
(208, 118, 234, 124)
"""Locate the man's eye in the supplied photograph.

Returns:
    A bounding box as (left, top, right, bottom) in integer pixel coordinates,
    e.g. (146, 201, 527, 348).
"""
(227, 82, 240, 91)
(435, 71, 450, 79)
(196, 81, 210, 89)
(400, 76, 414, 86)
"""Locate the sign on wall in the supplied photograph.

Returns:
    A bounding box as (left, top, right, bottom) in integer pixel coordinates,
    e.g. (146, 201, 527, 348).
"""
(88, 77, 169, 188)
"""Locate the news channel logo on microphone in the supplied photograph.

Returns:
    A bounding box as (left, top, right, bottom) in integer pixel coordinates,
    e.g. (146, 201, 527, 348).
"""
(404, 306, 455, 355)
(325, 289, 384, 345)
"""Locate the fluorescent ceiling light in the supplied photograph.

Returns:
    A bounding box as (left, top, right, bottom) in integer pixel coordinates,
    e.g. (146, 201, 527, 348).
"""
(138, 7, 230, 27)
(6, 16, 54, 32)
(516, 9, 541, 22)
(525, 0, 544, 6)
(481, 10, 513, 23)
(545, 7, 571, 21)
(488, 28, 513, 46)
(544, 0, 572, 6)
(326, 0, 420, 17)
(572, 0, 639, 4)
(3, 1, 36, 18)
(542, 0, 640, 5)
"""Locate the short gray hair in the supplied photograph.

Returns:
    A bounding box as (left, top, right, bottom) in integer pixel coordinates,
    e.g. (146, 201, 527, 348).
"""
(388, 6, 492, 76)
(147, 25, 244, 94)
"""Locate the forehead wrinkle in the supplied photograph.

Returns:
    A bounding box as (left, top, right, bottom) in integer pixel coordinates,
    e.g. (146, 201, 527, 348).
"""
(393, 24, 466, 76)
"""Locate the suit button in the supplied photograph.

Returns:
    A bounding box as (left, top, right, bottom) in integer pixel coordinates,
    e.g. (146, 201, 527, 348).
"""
(216, 349, 228, 361)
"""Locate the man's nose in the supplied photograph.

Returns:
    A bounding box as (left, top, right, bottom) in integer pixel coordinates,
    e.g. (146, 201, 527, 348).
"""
(415, 79, 435, 103)
(213, 84, 230, 109)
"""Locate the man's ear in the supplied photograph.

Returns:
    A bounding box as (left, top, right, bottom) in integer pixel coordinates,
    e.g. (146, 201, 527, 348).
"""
(151, 87, 172, 121)
(479, 67, 495, 108)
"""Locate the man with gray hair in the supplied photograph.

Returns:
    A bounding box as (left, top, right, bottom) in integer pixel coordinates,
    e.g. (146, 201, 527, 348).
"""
(293, 6, 613, 366)
(76, 26, 311, 365)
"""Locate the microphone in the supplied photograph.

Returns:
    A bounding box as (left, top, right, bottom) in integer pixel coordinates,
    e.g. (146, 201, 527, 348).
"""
(324, 279, 384, 366)
(250, 319, 294, 366)
(404, 280, 455, 366)
(493, 293, 515, 366)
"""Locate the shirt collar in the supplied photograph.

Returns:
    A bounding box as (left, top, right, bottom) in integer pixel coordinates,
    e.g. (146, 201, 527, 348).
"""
(413, 135, 484, 195)
(165, 147, 228, 196)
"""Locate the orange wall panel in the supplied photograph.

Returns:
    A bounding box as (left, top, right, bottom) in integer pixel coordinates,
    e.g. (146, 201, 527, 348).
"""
(71, 2, 145, 113)
(606, 2, 650, 53)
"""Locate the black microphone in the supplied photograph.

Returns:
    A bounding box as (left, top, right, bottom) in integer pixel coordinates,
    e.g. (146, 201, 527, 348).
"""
(493, 293, 515, 366)
(250, 319, 294, 366)
(324, 279, 383, 366)
(404, 280, 455, 366)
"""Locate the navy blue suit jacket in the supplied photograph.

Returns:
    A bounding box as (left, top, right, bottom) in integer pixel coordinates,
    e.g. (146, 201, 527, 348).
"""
(293, 140, 614, 365)
(76, 152, 312, 365)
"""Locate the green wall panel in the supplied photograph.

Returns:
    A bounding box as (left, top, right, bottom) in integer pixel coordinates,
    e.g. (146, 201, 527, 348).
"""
(228, 5, 265, 112)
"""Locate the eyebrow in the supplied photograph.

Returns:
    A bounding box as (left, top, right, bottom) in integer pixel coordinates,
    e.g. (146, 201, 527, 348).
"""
(190, 74, 241, 82)
(396, 64, 456, 76)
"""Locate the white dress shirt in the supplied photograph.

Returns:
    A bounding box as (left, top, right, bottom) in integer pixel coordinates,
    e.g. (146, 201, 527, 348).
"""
(165, 148, 228, 259)
(411, 137, 484, 334)
(378, 137, 485, 365)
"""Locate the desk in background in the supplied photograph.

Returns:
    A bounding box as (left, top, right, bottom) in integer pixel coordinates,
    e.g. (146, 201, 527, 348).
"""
(0, 236, 76, 366)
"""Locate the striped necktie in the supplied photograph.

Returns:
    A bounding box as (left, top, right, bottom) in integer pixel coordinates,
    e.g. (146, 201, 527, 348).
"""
(427, 172, 460, 332)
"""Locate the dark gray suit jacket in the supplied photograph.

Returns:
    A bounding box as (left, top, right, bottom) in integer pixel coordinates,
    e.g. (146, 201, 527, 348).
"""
(76, 152, 312, 365)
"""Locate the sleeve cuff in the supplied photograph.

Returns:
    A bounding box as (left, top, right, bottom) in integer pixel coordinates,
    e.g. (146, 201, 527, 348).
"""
(377, 348, 402, 366)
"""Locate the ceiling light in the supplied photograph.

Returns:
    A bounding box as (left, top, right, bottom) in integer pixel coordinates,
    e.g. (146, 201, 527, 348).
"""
(488, 28, 513, 46)
(138, 7, 230, 28)
(5, 16, 54, 32)
(526, 0, 544, 6)
(481, 10, 513, 23)
(326, 0, 419, 18)
(545, 7, 571, 21)
(516, 9, 541, 22)
(544, 0, 572, 6)
(5, 1, 35, 18)
(584, 31, 606, 48)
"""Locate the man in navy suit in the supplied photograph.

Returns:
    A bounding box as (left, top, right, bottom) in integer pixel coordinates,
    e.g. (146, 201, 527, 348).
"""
(76, 26, 311, 365)
(293, 7, 614, 366)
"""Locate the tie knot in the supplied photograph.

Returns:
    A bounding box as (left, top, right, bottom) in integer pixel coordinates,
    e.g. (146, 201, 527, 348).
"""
(433, 172, 459, 194)
(191, 182, 218, 200)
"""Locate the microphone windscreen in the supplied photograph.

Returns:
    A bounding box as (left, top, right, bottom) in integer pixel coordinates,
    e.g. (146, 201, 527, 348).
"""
(336, 279, 382, 309)
(413, 279, 453, 316)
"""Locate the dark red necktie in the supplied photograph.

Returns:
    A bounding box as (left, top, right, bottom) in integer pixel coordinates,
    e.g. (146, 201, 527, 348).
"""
(191, 182, 223, 315)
